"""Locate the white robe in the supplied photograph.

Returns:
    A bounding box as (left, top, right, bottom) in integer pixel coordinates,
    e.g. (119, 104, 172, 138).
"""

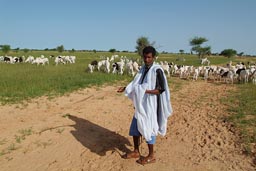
(125, 64, 173, 141)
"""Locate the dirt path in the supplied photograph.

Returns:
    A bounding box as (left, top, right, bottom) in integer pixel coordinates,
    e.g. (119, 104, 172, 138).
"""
(0, 81, 254, 171)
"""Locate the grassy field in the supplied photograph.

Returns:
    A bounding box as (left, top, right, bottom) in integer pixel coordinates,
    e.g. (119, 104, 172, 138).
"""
(1, 50, 256, 104)
(0, 51, 136, 104)
(158, 53, 256, 66)
(222, 84, 256, 155)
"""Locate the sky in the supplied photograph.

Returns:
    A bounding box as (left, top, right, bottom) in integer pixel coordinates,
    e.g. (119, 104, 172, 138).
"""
(0, 0, 256, 55)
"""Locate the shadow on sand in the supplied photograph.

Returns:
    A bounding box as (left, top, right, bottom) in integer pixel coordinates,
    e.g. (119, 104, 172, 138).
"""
(68, 115, 131, 156)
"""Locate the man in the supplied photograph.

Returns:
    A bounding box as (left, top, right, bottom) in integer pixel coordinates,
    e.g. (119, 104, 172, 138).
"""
(117, 46, 173, 165)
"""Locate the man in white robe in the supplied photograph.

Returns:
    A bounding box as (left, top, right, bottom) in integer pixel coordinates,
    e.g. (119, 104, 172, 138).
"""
(117, 46, 173, 165)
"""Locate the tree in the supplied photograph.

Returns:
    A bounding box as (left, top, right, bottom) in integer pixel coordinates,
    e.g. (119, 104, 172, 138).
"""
(57, 45, 64, 53)
(23, 48, 29, 53)
(237, 52, 244, 57)
(198, 46, 211, 58)
(220, 49, 237, 58)
(70, 48, 75, 53)
(135, 36, 155, 57)
(14, 47, 20, 53)
(190, 36, 211, 58)
(109, 48, 116, 53)
(179, 49, 184, 54)
(1, 45, 11, 55)
(190, 37, 208, 46)
(93, 49, 97, 53)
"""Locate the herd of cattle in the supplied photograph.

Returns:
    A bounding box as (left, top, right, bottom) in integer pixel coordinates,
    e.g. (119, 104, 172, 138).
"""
(0, 55, 76, 65)
(88, 55, 256, 84)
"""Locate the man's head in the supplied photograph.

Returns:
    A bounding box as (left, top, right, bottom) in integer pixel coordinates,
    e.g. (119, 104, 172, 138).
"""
(143, 46, 156, 66)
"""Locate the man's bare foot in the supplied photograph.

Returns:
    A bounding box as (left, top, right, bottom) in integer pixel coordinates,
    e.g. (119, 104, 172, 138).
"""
(136, 155, 156, 165)
(122, 151, 140, 159)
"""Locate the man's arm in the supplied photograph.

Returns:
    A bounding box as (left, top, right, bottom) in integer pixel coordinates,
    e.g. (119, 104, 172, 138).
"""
(145, 89, 160, 94)
(145, 69, 165, 95)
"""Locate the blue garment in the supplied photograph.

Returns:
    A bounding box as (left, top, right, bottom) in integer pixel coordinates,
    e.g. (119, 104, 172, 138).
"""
(129, 117, 156, 144)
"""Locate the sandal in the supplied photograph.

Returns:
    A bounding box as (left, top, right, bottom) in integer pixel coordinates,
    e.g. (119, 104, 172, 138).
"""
(122, 151, 140, 159)
(136, 156, 156, 165)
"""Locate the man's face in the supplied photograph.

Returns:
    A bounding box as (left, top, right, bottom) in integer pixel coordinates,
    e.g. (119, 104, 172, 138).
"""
(143, 53, 154, 66)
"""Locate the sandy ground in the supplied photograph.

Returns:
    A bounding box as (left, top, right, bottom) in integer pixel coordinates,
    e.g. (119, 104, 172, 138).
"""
(0, 80, 255, 171)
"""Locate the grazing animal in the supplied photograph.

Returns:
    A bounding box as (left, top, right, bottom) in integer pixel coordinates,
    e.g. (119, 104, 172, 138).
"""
(239, 70, 250, 83)
(18, 56, 24, 63)
(88, 64, 95, 73)
(25, 56, 35, 63)
(13, 57, 19, 63)
(192, 68, 199, 81)
(4, 57, 11, 63)
(112, 62, 120, 73)
(112, 59, 125, 75)
(69, 56, 76, 63)
(132, 61, 140, 72)
(160, 61, 170, 77)
(251, 70, 256, 84)
(55, 56, 65, 65)
(91, 60, 98, 66)
(0, 56, 4, 62)
(221, 71, 234, 84)
(201, 58, 210, 65)
(32, 57, 49, 66)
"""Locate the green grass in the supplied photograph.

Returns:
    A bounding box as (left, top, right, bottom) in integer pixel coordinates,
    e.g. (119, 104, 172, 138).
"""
(18, 127, 33, 137)
(222, 84, 256, 155)
(158, 53, 256, 67)
(14, 127, 34, 143)
(14, 135, 24, 143)
(1, 50, 255, 104)
(0, 51, 135, 104)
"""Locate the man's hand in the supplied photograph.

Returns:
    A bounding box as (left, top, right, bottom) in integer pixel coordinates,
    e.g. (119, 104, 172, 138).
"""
(117, 87, 126, 93)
